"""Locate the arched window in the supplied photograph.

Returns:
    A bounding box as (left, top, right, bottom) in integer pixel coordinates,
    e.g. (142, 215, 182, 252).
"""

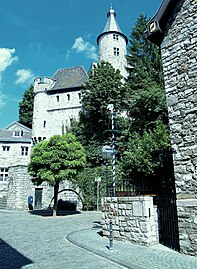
(56, 95, 59, 102)
(67, 94, 70, 101)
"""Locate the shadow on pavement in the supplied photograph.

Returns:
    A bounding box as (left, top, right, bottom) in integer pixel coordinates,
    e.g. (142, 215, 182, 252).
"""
(28, 209, 81, 217)
(0, 238, 33, 269)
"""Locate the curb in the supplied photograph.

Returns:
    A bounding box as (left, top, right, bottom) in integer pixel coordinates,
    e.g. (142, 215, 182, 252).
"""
(66, 228, 142, 269)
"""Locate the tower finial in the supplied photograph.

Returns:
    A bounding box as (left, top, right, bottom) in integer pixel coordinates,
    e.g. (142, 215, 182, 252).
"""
(110, 3, 113, 9)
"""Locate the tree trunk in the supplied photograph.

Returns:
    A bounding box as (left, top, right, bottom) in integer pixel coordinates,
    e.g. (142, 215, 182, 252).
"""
(53, 182, 59, 217)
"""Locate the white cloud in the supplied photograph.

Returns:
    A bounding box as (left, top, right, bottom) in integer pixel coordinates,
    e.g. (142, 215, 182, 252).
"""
(0, 48, 18, 82)
(15, 69, 35, 85)
(72, 37, 97, 60)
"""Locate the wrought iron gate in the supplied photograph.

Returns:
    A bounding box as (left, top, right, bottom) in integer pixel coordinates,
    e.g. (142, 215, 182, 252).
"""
(156, 151, 180, 251)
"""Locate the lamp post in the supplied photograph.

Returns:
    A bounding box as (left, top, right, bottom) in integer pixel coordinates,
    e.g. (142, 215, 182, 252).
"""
(107, 104, 116, 196)
(102, 145, 113, 196)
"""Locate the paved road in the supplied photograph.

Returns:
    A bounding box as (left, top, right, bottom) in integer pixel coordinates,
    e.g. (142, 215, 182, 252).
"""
(0, 210, 196, 269)
(0, 210, 126, 269)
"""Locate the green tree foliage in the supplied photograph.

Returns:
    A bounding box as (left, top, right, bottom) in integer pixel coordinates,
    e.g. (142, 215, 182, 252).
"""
(81, 61, 125, 135)
(121, 122, 170, 181)
(71, 62, 126, 166)
(28, 133, 86, 216)
(119, 14, 171, 192)
(19, 85, 34, 128)
(73, 167, 105, 210)
(126, 14, 164, 93)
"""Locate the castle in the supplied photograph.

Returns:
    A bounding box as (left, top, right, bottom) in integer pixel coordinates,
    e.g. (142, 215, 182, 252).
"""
(0, 6, 128, 210)
(32, 6, 128, 142)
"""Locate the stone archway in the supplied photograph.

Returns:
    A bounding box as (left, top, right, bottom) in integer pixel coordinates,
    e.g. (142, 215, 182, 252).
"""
(49, 188, 84, 210)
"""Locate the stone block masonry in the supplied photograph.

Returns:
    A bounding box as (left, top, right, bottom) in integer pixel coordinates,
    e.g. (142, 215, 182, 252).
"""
(160, 0, 197, 255)
(101, 196, 159, 246)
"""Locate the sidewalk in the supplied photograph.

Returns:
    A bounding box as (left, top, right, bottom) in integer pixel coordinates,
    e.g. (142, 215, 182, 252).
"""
(67, 223, 197, 269)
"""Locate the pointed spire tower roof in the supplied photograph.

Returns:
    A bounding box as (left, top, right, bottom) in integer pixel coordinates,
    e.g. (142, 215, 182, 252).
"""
(97, 6, 128, 44)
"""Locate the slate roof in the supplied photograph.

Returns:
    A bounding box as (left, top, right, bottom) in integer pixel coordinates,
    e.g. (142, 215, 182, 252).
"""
(97, 7, 128, 45)
(147, 0, 181, 46)
(49, 66, 88, 92)
(0, 121, 32, 143)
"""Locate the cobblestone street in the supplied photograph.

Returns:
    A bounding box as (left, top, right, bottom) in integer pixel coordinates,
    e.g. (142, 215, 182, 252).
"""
(0, 210, 196, 269)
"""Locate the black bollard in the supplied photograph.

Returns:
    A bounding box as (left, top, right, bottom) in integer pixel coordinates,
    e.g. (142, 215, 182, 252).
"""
(109, 219, 113, 250)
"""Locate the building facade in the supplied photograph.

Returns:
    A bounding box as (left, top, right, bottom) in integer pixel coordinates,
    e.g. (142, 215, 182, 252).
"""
(147, 0, 197, 256)
(0, 122, 32, 209)
(32, 66, 88, 142)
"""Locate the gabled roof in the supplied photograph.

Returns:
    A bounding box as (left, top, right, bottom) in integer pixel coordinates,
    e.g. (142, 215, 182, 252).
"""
(0, 121, 32, 143)
(147, 0, 181, 46)
(97, 7, 128, 45)
(4, 121, 32, 132)
(48, 66, 88, 92)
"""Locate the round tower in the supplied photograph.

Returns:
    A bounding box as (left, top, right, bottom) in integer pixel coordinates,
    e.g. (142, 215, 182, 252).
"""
(97, 7, 128, 78)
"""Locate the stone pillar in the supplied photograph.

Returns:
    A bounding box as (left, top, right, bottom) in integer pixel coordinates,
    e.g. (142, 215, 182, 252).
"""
(102, 196, 159, 246)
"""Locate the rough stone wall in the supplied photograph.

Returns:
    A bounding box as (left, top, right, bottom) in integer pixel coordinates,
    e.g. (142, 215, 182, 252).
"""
(160, 0, 197, 255)
(98, 33, 128, 78)
(7, 165, 34, 210)
(177, 199, 197, 256)
(102, 196, 159, 246)
(6, 165, 82, 211)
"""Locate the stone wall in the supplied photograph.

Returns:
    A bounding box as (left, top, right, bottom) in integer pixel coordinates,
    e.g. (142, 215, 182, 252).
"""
(160, 0, 197, 255)
(177, 199, 197, 256)
(6, 165, 82, 211)
(102, 196, 159, 246)
(7, 165, 34, 210)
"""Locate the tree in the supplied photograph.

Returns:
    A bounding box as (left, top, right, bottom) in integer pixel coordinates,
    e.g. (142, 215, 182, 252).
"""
(121, 122, 171, 193)
(126, 14, 164, 94)
(81, 61, 125, 137)
(28, 133, 86, 216)
(118, 14, 171, 193)
(73, 167, 105, 210)
(71, 62, 126, 166)
(19, 85, 34, 128)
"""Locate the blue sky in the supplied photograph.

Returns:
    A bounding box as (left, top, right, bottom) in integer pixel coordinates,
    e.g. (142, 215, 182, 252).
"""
(0, 0, 162, 128)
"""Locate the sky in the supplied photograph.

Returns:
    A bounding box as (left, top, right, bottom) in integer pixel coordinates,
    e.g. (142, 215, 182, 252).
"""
(0, 0, 162, 128)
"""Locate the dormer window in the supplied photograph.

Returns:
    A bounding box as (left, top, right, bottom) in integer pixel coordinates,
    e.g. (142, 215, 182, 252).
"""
(13, 130, 23, 137)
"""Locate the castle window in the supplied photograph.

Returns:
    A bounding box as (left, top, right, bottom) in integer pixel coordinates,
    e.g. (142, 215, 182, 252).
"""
(114, 47, 119, 56)
(113, 34, 118, 40)
(2, 146, 10, 152)
(67, 94, 70, 101)
(21, 146, 29, 156)
(0, 168, 9, 181)
(43, 121, 46, 128)
(78, 93, 81, 100)
(56, 95, 59, 102)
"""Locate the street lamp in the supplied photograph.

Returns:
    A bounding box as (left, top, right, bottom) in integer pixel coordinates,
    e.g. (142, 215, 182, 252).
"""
(102, 145, 114, 196)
